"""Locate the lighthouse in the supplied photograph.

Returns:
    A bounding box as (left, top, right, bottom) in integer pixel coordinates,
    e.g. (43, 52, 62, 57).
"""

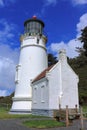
(11, 16, 48, 113)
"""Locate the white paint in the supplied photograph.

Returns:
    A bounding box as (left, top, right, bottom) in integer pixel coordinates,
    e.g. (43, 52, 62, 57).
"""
(32, 49, 79, 111)
(11, 35, 48, 112)
(32, 79, 49, 109)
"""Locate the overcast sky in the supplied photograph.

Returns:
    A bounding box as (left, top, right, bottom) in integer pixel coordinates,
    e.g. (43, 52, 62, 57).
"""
(0, 0, 87, 96)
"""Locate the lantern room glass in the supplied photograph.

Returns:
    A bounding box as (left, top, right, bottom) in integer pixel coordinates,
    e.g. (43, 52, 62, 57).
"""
(24, 21, 43, 35)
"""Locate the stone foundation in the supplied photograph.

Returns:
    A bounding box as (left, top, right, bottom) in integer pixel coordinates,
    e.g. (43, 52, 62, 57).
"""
(32, 109, 54, 117)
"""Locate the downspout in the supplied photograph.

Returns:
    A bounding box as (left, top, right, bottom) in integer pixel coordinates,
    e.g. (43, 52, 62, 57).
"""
(59, 61, 63, 109)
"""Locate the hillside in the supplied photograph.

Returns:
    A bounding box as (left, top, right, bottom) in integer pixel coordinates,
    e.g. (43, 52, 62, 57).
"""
(0, 93, 14, 104)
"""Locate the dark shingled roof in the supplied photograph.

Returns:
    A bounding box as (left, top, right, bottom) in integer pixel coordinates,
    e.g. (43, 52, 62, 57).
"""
(32, 65, 54, 83)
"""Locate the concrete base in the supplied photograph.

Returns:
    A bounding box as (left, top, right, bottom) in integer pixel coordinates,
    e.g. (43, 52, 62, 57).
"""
(11, 96, 32, 114)
(32, 109, 54, 117)
(10, 109, 31, 114)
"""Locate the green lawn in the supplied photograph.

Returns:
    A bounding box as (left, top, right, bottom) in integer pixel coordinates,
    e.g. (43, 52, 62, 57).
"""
(0, 107, 29, 119)
(0, 107, 65, 128)
(23, 120, 65, 128)
(0, 107, 47, 119)
(82, 106, 87, 117)
(82, 106, 87, 112)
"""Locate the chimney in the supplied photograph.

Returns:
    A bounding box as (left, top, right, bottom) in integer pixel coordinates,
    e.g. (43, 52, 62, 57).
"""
(59, 49, 67, 63)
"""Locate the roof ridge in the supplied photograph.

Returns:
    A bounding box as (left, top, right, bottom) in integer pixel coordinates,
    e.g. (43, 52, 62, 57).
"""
(32, 64, 54, 83)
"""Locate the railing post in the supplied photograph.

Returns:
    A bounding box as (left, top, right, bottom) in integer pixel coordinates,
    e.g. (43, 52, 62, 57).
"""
(75, 104, 78, 113)
(66, 105, 69, 127)
(80, 106, 84, 130)
(59, 103, 61, 121)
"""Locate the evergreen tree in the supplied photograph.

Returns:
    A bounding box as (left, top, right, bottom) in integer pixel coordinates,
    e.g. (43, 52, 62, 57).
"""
(75, 26, 87, 68)
(79, 26, 87, 56)
(68, 27, 87, 104)
(48, 53, 58, 66)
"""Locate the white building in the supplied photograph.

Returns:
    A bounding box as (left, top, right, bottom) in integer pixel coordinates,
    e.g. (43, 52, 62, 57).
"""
(31, 49, 79, 117)
(11, 16, 79, 115)
(10, 16, 48, 113)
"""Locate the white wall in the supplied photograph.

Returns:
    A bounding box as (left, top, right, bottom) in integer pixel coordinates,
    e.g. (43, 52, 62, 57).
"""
(60, 62, 79, 108)
(32, 79, 49, 109)
(11, 35, 48, 112)
(49, 60, 79, 109)
(48, 63, 61, 109)
(32, 50, 79, 111)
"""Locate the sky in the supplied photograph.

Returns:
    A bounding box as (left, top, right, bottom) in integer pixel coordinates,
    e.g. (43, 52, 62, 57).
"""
(0, 0, 87, 96)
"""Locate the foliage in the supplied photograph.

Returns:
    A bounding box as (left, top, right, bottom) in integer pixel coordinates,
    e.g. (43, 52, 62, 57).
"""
(23, 120, 65, 128)
(78, 26, 87, 56)
(0, 93, 14, 104)
(68, 26, 87, 105)
(82, 106, 87, 113)
(68, 58, 87, 105)
(48, 53, 58, 66)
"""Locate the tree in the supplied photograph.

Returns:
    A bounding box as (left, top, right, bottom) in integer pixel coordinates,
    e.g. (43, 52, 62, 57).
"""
(75, 26, 87, 68)
(79, 26, 87, 56)
(48, 53, 58, 67)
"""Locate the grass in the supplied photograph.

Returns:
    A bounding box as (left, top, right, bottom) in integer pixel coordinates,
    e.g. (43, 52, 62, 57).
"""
(0, 107, 65, 128)
(82, 106, 87, 112)
(0, 107, 48, 119)
(0, 107, 29, 119)
(23, 120, 65, 128)
(82, 106, 87, 118)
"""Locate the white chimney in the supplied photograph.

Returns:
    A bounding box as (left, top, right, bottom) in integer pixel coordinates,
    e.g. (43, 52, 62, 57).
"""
(59, 49, 67, 63)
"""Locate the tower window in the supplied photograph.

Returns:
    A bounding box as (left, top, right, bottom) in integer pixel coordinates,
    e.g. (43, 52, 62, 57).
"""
(37, 38, 39, 44)
(15, 64, 21, 84)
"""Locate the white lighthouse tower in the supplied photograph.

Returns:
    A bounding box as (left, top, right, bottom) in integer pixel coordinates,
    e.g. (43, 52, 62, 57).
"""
(11, 16, 48, 113)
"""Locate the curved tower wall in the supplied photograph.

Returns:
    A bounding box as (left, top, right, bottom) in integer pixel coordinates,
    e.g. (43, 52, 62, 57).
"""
(11, 17, 48, 113)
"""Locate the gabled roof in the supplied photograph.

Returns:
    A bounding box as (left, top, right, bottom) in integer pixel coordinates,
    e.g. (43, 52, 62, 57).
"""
(32, 64, 54, 83)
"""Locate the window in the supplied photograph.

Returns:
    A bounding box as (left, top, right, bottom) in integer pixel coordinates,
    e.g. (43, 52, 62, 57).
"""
(33, 87, 37, 103)
(15, 64, 21, 84)
(41, 85, 45, 103)
(37, 38, 39, 44)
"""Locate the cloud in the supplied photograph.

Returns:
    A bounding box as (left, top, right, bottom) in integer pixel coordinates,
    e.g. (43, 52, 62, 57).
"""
(41, 0, 87, 17)
(47, 13, 87, 58)
(0, 0, 4, 6)
(41, 0, 58, 16)
(44, 0, 57, 6)
(0, 90, 8, 97)
(0, 19, 16, 43)
(0, 19, 19, 96)
(0, 0, 16, 7)
(42, 0, 87, 8)
(48, 39, 82, 58)
(76, 13, 87, 37)
(0, 44, 19, 91)
(72, 0, 87, 5)
(61, 0, 87, 6)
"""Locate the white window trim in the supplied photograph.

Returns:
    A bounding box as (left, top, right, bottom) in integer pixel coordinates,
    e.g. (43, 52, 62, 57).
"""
(33, 86, 37, 104)
(15, 64, 21, 84)
(41, 85, 45, 103)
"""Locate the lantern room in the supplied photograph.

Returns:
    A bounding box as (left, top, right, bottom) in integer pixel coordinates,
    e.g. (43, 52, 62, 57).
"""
(24, 16, 45, 36)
